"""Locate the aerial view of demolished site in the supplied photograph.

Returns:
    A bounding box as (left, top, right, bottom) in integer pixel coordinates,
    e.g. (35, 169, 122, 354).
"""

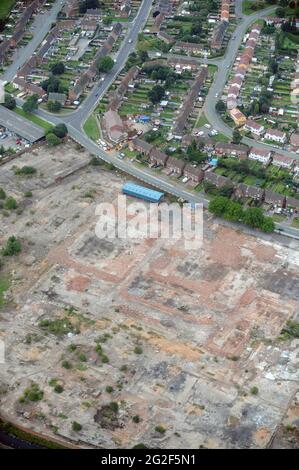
(0, 0, 298, 452)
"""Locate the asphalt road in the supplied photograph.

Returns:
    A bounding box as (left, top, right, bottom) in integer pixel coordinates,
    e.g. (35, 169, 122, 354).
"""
(1, 0, 65, 83)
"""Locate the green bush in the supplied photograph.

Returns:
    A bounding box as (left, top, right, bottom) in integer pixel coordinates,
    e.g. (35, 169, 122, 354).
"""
(2, 236, 22, 256)
(4, 197, 17, 210)
(72, 421, 82, 431)
(54, 384, 64, 394)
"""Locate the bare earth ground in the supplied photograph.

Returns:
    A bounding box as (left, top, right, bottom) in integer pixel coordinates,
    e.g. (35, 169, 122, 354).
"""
(0, 142, 298, 449)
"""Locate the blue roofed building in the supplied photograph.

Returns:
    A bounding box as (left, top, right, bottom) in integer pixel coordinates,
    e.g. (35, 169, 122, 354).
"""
(122, 182, 164, 203)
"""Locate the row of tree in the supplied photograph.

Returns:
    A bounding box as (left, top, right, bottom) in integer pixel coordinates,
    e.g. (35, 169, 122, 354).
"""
(209, 196, 275, 232)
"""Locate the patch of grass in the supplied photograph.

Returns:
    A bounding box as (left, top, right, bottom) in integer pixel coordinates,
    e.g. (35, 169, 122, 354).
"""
(14, 107, 52, 131)
(83, 114, 100, 141)
(0, 0, 16, 20)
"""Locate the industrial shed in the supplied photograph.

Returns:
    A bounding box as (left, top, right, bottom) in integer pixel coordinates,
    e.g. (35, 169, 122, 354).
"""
(122, 182, 164, 203)
(0, 106, 45, 143)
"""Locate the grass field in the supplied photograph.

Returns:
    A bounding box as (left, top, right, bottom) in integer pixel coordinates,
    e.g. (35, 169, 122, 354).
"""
(83, 114, 100, 141)
(14, 107, 53, 131)
(0, 0, 16, 20)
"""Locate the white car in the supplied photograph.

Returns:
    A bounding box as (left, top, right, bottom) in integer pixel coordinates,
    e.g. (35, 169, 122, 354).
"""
(128, 39, 133, 43)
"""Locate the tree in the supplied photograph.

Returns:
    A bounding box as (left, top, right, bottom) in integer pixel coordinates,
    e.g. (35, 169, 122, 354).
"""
(261, 217, 275, 233)
(52, 123, 68, 138)
(0, 188, 6, 200)
(232, 129, 242, 144)
(224, 201, 244, 222)
(97, 56, 114, 73)
(22, 94, 39, 113)
(216, 100, 226, 112)
(3, 94, 16, 110)
(72, 421, 82, 431)
(46, 133, 61, 146)
(138, 50, 149, 62)
(243, 207, 265, 229)
(79, 0, 99, 14)
(50, 62, 65, 75)
(148, 85, 165, 104)
(41, 76, 66, 94)
(2, 236, 22, 256)
(275, 7, 286, 17)
(47, 101, 62, 112)
(208, 196, 230, 217)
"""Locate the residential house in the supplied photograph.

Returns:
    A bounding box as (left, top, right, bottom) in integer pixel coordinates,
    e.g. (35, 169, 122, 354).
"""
(103, 109, 126, 143)
(132, 138, 153, 156)
(235, 183, 264, 202)
(157, 31, 173, 44)
(229, 108, 247, 126)
(285, 196, 299, 212)
(182, 135, 214, 152)
(248, 148, 271, 164)
(211, 21, 228, 51)
(264, 189, 286, 208)
(220, 0, 230, 22)
(13, 77, 45, 97)
(149, 148, 169, 167)
(204, 171, 233, 188)
(290, 132, 299, 150)
(167, 57, 198, 71)
(108, 66, 139, 110)
(244, 119, 265, 136)
(271, 153, 294, 169)
(166, 156, 186, 176)
(215, 142, 248, 159)
(174, 42, 203, 55)
(150, 13, 165, 33)
(172, 67, 208, 137)
(120, 1, 131, 17)
(63, 0, 79, 17)
(264, 128, 287, 144)
(183, 164, 204, 183)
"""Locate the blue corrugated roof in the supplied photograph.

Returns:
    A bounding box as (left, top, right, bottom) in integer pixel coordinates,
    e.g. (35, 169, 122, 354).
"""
(123, 182, 164, 202)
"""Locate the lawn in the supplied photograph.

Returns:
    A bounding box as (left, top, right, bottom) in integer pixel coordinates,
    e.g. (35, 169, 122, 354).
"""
(0, 0, 16, 20)
(14, 107, 53, 131)
(0, 275, 10, 308)
(83, 114, 100, 141)
(196, 113, 209, 127)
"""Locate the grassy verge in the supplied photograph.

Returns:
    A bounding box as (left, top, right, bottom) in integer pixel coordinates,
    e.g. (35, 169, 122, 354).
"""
(0, 419, 68, 449)
(83, 114, 100, 141)
(14, 107, 53, 131)
(0, 275, 10, 308)
(0, 0, 16, 20)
